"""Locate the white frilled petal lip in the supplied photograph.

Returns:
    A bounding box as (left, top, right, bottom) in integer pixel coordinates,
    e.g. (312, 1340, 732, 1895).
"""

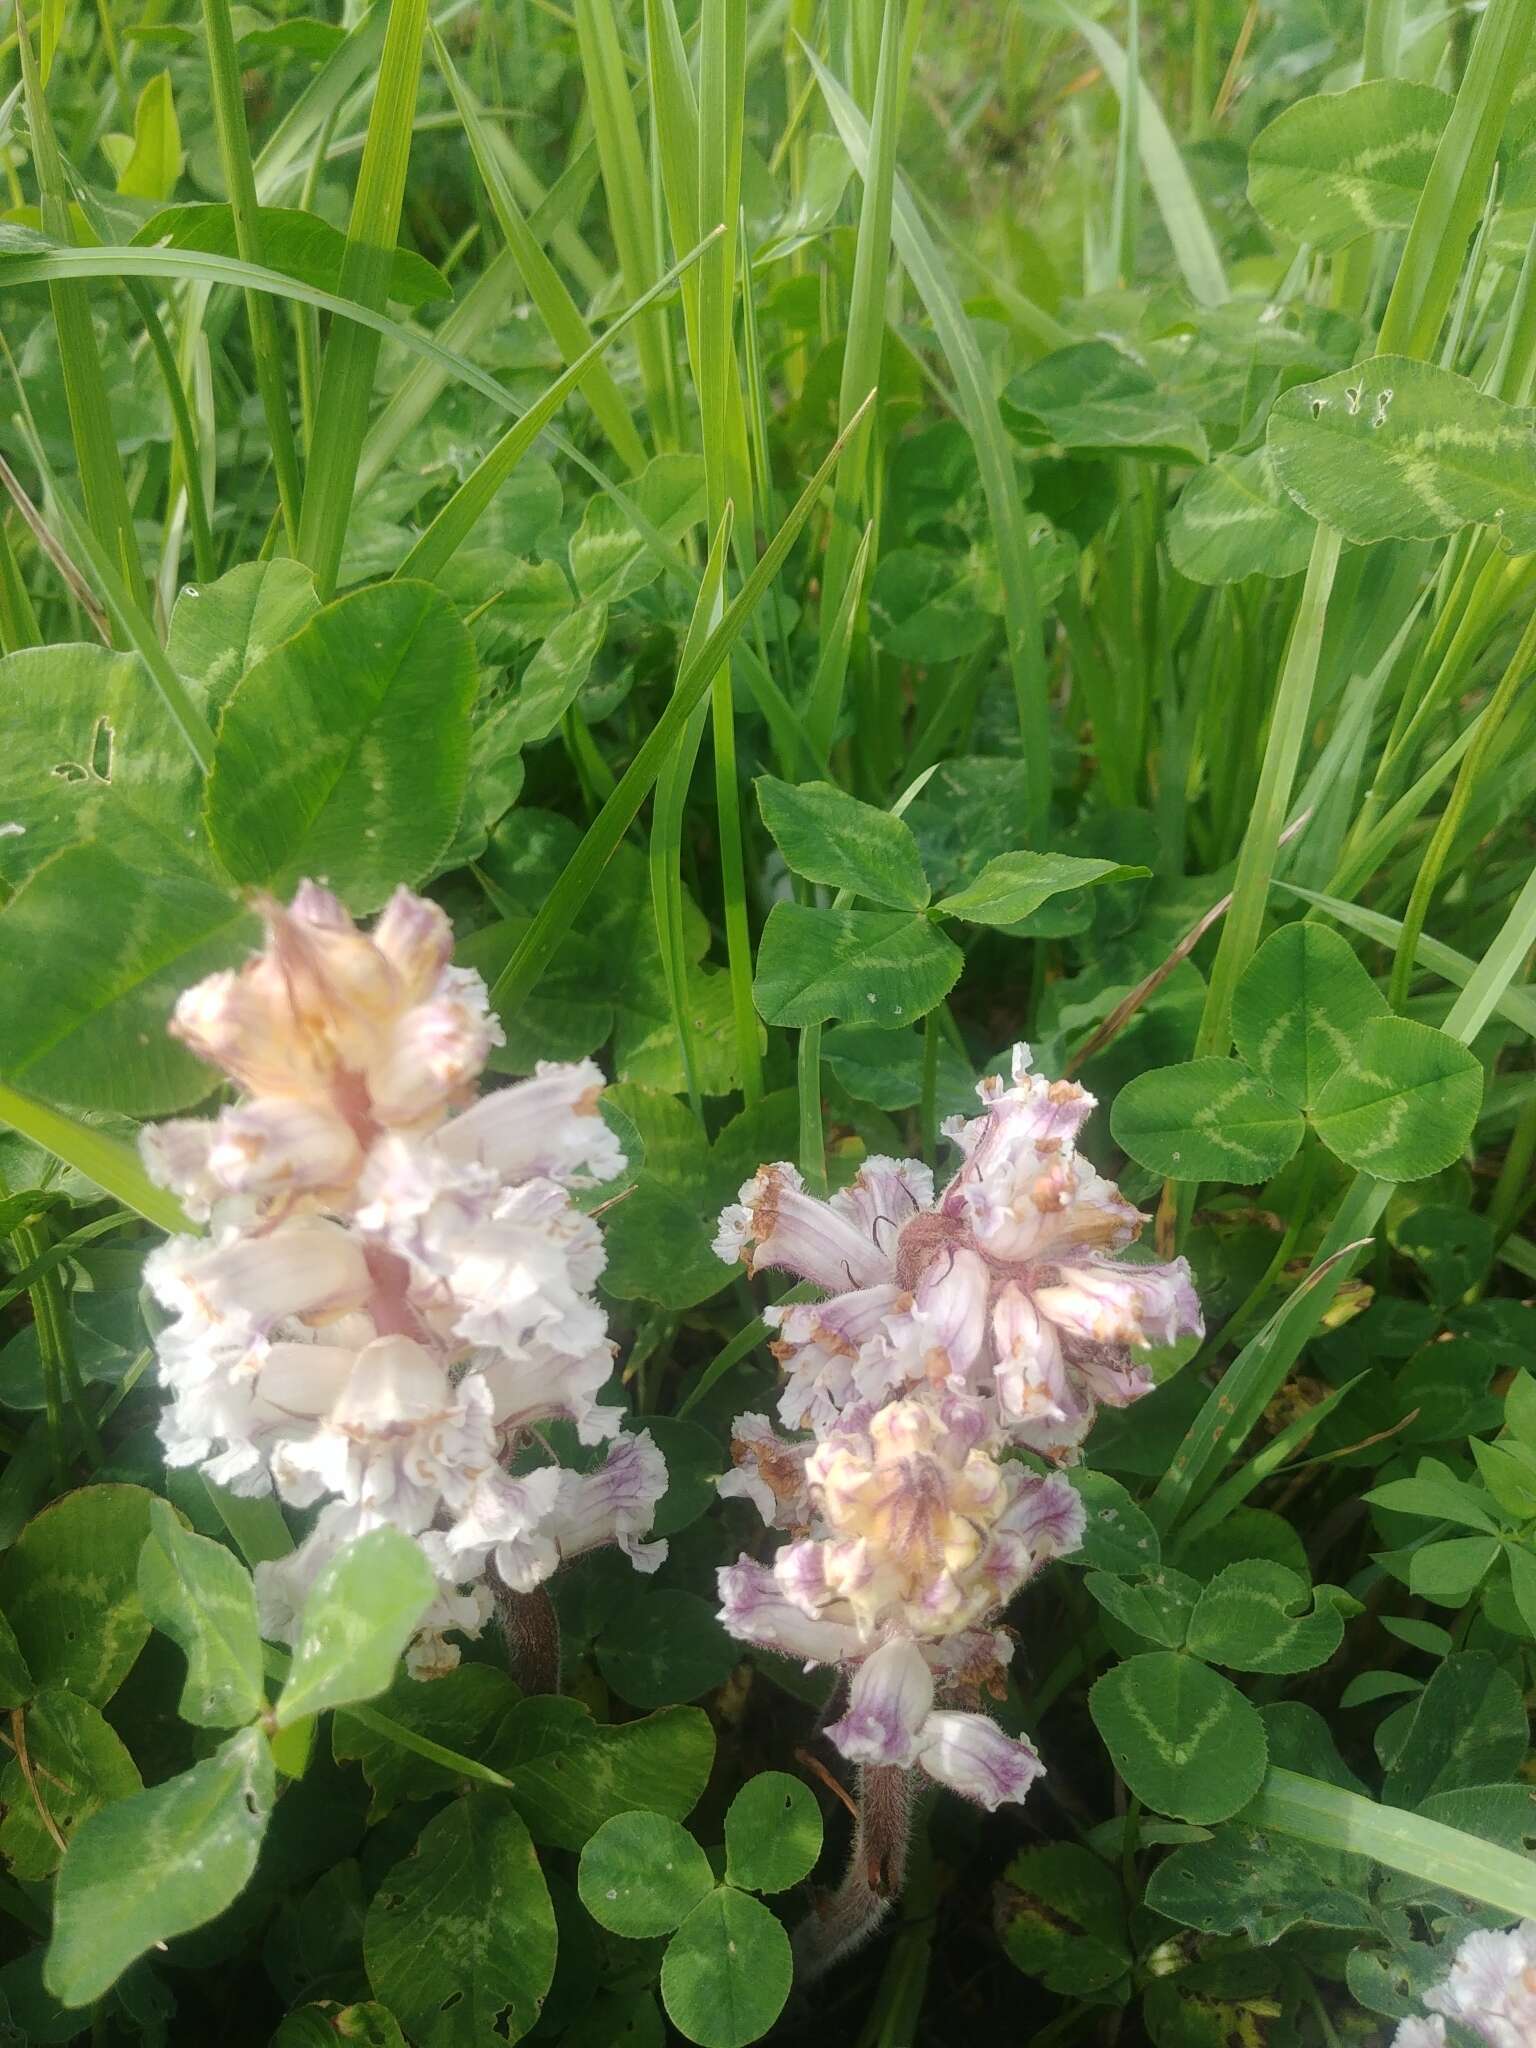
(716, 1557, 865, 1666)
(825, 1637, 935, 1767)
(916, 1711, 1043, 1809)
(1422, 1919, 1536, 2041)
(1390, 2022, 1446, 2048)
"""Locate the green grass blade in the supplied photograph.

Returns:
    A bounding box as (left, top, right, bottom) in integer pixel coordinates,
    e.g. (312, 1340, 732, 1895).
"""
(676, 1283, 816, 1418)
(1388, 605, 1536, 1008)
(573, 0, 676, 443)
(14, 8, 145, 609)
(696, 0, 753, 526)
(1172, 1375, 1367, 1554)
(694, 0, 760, 1105)
(814, 0, 913, 666)
(811, 51, 1051, 836)
(1251, 1768, 1536, 1920)
(355, 247, 522, 496)
(198, 0, 305, 548)
(1, 247, 694, 567)
(430, 27, 647, 475)
(806, 519, 872, 764)
(252, 4, 387, 203)
(1048, 0, 1228, 308)
(296, 0, 431, 595)
(1375, 0, 1535, 360)
(489, 395, 874, 1013)
(19, 427, 217, 773)
(649, 508, 734, 1116)
(1109, 0, 1141, 283)
(0, 518, 42, 654)
(394, 228, 719, 587)
(1193, 528, 1341, 1058)
(645, 0, 703, 328)
(0, 1082, 189, 1235)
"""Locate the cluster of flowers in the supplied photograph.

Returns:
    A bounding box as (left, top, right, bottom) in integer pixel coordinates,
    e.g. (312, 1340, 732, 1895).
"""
(713, 1047, 1202, 1810)
(142, 882, 666, 1676)
(1394, 1921, 1536, 2048)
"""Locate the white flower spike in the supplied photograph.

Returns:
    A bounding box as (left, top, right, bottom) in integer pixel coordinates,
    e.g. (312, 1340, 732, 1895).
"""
(142, 881, 665, 1675)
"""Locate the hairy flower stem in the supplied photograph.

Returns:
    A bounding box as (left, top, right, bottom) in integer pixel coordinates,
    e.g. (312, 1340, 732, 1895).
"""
(492, 1572, 562, 1696)
(793, 1765, 913, 1983)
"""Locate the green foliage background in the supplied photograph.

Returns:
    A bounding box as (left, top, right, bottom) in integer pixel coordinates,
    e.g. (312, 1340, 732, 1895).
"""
(0, 0, 1534, 2041)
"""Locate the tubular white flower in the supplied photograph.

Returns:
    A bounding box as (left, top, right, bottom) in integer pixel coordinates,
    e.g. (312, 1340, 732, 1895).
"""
(825, 1638, 934, 1767)
(716, 1558, 866, 1666)
(716, 1162, 895, 1291)
(545, 1430, 670, 1574)
(146, 1216, 372, 1332)
(473, 1336, 622, 1446)
(916, 1713, 1043, 1809)
(437, 1059, 624, 1186)
(141, 881, 663, 1677)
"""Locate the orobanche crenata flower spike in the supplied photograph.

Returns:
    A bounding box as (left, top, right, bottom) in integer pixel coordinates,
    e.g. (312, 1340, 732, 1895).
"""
(1392, 1920, 1536, 2048)
(141, 880, 666, 1679)
(712, 1047, 1202, 1971)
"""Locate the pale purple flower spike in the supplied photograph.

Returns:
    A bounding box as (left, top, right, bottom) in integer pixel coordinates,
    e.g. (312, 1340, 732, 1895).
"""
(714, 1043, 1201, 1811)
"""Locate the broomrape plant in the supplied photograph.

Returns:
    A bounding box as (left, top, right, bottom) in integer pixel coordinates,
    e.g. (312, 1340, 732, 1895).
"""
(5, 0, 1536, 2040)
(142, 882, 667, 1678)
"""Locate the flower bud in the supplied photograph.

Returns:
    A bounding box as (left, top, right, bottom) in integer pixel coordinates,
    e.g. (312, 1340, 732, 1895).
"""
(370, 886, 455, 1002)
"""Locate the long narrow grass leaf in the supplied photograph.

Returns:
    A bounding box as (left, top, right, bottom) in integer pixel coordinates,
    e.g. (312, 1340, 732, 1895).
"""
(198, 0, 304, 546)
(18, 427, 217, 773)
(810, 50, 1051, 835)
(489, 396, 874, 1012)
(1251, 1769, 1536, 1920)
(430, 28, 647, 475)
(1047, 0, 1228, 308)
(14, 9, 145, 606)
(296, 0, 431, 594)
(395, 229, 719, 586)
(0, 1083, 189, 1235)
